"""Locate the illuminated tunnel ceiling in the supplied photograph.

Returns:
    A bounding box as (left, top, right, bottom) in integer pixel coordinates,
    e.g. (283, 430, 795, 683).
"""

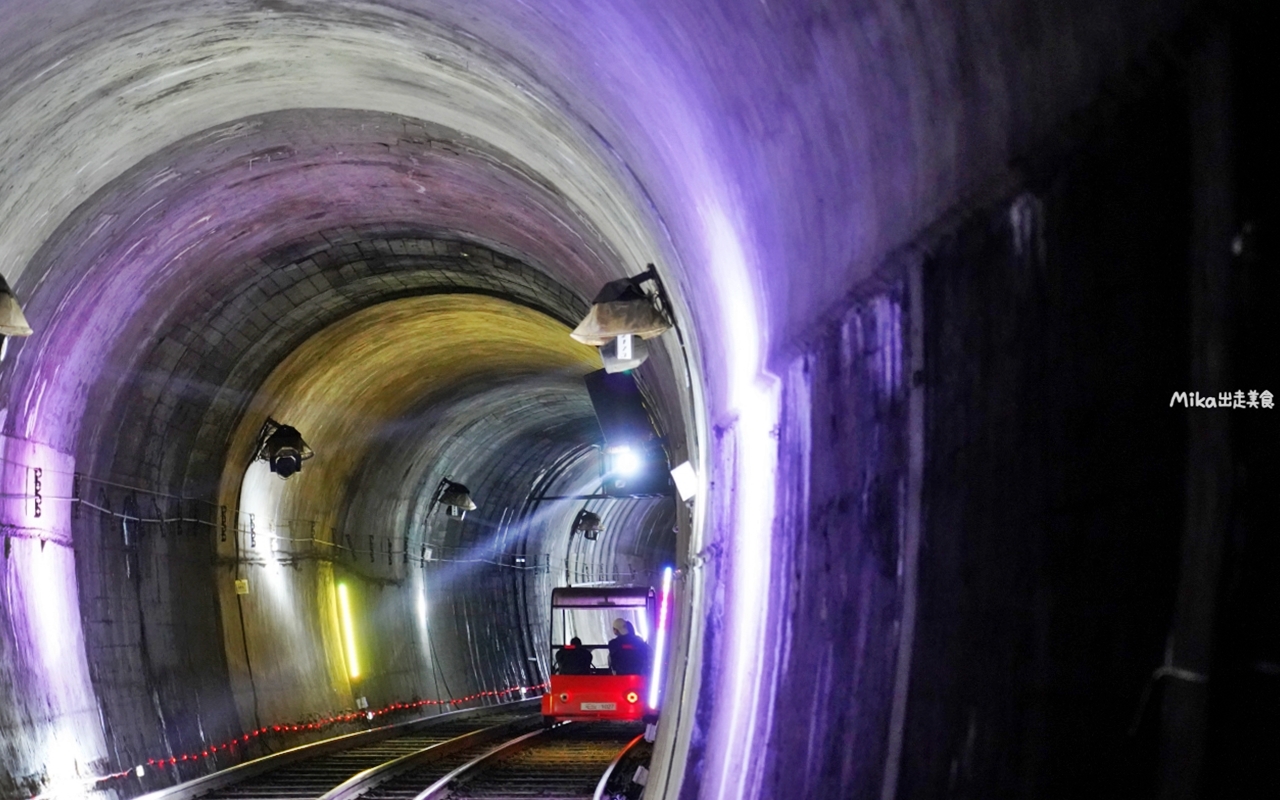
(220, 293, 604, 535)
(14, 106, 649, 469)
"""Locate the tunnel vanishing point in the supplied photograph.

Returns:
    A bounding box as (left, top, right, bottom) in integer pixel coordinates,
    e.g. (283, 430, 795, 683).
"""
(0, 2, 1275, 799)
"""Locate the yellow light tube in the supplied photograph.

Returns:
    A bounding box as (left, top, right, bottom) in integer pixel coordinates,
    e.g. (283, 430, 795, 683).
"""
(338, 583, 360, 679)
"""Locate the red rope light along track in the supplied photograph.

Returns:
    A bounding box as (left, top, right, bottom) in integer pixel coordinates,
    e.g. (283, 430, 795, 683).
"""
(86, 682, 548, 788)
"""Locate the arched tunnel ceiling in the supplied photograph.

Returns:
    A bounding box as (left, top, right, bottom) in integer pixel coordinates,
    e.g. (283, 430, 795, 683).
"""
(2, 104, 687, 512)
(0, 3, 665, 292)
(221, 293, 603, 535)
(6, 106, 621, 458)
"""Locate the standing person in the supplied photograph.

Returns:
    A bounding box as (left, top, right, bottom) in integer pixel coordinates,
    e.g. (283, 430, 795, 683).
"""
(607, 618, 651, 676)
(555, 636, 594, 674)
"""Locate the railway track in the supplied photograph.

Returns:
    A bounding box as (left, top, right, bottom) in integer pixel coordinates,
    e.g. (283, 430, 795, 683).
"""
(392, 722, 643, 800)
(142, 706, 647, 800)
(142, 704, 538, 800)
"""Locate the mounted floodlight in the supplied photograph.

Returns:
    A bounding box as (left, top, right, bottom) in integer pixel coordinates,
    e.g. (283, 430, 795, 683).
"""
(606, 444, 642, 477)
(255, 418, 314, 479)
(0, 275, 34, 362)
(583, 369, 673, 498)
(571, 509, 604, 541)
(439, 481, 476, 514)
(600, 443, 674, 497)
(570, 267, 672, 368)
(431, 478, 477, 521)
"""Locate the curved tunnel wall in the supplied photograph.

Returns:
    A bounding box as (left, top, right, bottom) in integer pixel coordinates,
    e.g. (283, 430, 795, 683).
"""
(0, 24, 693, 789)
(2, 2, 1263, 800)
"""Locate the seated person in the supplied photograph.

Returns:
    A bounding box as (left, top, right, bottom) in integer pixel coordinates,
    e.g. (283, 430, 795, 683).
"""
(607, 618, 652, 676)
(554, 636, 594, 675)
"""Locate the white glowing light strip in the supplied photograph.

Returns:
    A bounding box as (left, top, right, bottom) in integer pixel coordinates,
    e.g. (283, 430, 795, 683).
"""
(647, 566, 674, 709)
(702, 202, 781, 800)
(338, 583, 360, 679)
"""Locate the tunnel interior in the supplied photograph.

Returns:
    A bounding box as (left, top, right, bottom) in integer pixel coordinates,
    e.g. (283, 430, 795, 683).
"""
(2, 70, 689, 794)
(2, 2, 1276, 800)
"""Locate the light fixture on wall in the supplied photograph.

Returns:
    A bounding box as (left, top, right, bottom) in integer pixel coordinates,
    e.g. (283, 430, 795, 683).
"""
(571, 265, 672, 372)
(0, 275, 34, 362)
(571, 509, 604, 541)
(604, 444, 643, 478)
(254, 418, 314, 479)
(600, 442, 671, 497)
(429, 478, 477, 520)
(583, 369, 673, 498)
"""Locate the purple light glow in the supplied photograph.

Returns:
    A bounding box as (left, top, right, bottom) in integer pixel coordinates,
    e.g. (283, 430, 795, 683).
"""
(647, 565, 673, 710)
(0, 435, 108, 794)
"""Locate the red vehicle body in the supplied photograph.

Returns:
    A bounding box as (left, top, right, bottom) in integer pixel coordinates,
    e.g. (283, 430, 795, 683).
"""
(541, 585, 655, 724)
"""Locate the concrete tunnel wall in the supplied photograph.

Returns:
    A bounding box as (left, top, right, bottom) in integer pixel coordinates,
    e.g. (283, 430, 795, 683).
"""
(1, 2, 1275, 799)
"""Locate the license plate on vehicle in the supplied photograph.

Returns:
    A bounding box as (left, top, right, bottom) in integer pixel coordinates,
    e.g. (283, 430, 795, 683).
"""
(580, 702, 616, 711)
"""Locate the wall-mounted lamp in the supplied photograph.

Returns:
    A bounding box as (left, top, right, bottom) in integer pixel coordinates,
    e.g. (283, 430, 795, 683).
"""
(599, 441, 672, 498)
(254, 418, 314, 479)
(571, 509, 604, 541)
(0, 275, 34, 362)
(430, 478, 477, 521)
(571, 265, 671, 372)
(605, 444, 642, 477)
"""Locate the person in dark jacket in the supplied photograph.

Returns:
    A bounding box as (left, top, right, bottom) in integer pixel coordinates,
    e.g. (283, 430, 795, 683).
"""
(607, 618, 651, 676)
(555, 636, 594, 674)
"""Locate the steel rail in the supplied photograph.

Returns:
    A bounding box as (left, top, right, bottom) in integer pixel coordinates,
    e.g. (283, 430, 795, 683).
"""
(410, 727, 548, 800)
(591, 732, 645, 800)
(406, 722, 642, 800)
(317, 720, 530, 800)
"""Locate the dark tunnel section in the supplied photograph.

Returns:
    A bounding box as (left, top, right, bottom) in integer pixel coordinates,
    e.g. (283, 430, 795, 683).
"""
(757, 21, 1278, 800)
(342, 379, 604, 693)
(900, 85, 1194, 798)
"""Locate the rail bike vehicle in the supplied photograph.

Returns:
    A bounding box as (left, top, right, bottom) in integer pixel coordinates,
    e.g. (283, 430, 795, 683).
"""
(541, 569, 673, 724)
